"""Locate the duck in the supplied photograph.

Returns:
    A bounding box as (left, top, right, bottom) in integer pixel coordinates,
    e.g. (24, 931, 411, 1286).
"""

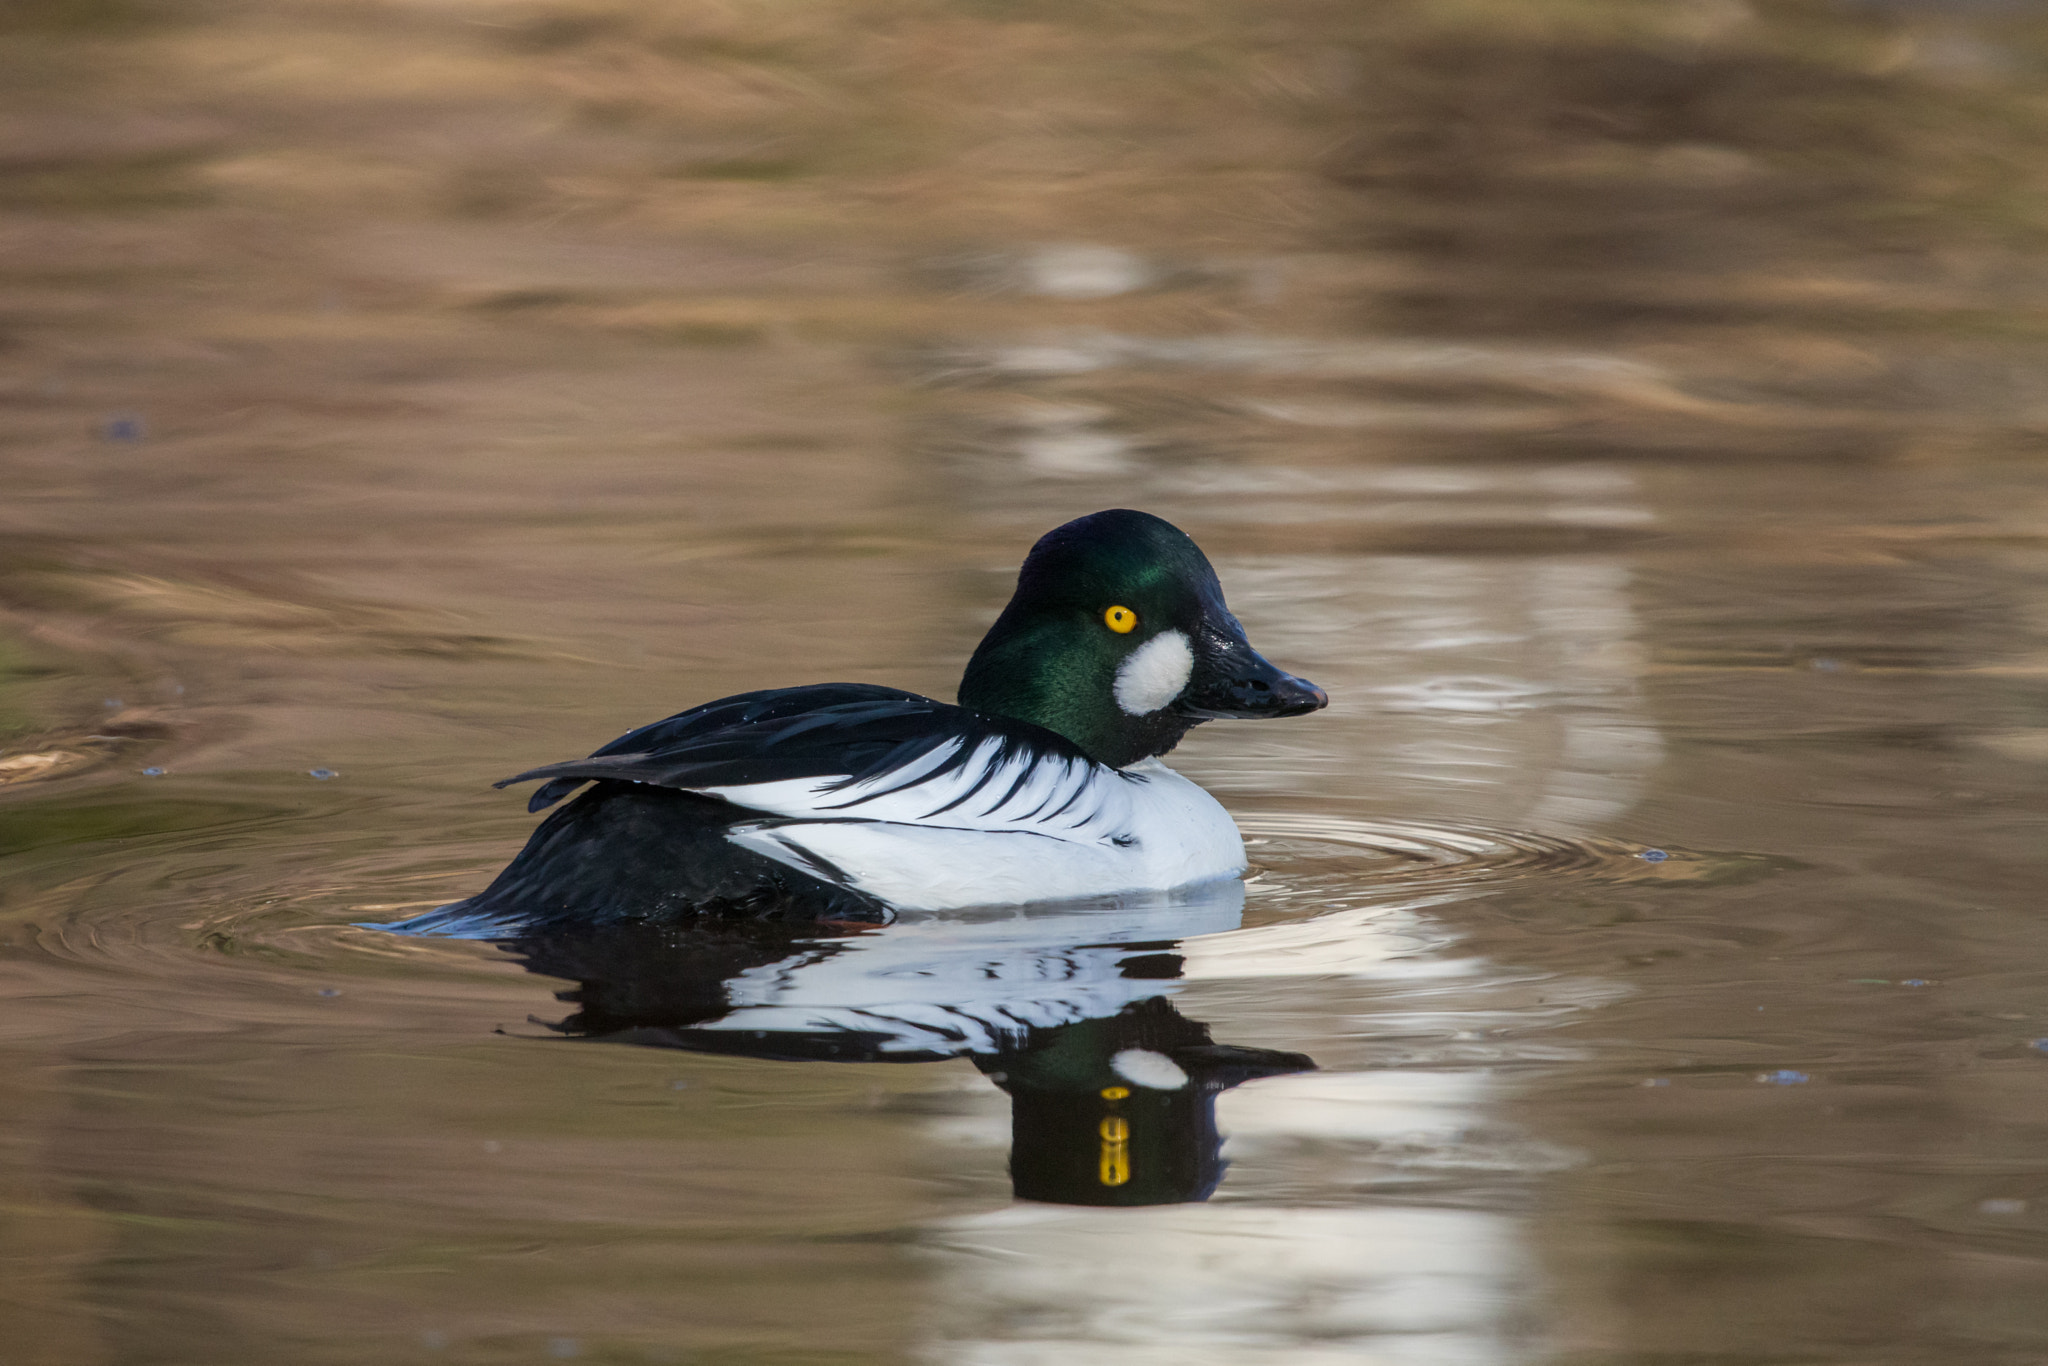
(397, 508, 1325, 932)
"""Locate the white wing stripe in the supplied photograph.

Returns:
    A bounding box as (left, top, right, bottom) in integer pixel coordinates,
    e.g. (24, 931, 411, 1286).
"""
(974, 752, 1041, 819)
(1012, 757, 1077, 821)
(916, 739, 1011, 819)
(700, 739, 1134, 840)
(813, 736, 965, 808)
(995, 753, 1077, 824)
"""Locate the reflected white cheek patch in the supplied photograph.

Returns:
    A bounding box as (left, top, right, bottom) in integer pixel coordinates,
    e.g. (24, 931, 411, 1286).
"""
(1111, 1047, 1189, 1090)
(1114, 629, 1194, 716)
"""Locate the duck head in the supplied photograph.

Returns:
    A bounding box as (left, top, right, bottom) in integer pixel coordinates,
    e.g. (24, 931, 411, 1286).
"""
(958, 509, 1327, 768)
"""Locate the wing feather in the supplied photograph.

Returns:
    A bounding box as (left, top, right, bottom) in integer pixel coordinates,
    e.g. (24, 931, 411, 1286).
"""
(495, 683, 1123, 838)
(911, 739, 1011, 819)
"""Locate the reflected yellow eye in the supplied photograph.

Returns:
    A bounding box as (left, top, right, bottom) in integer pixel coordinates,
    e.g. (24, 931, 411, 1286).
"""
(1104, 605, 1137, 634)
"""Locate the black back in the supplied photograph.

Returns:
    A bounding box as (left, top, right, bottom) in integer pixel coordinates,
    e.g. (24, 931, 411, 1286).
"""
(497, 683, 1090, 814)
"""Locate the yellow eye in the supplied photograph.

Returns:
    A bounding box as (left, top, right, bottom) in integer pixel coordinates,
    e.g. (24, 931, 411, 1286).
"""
(1103, 605, 1137, 634)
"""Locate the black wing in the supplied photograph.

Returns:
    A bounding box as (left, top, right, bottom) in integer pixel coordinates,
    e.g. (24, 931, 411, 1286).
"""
(497, 683, 1086, 814)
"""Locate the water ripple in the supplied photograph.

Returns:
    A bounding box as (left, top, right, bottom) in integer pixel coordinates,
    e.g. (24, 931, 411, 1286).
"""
(1240, 811, 1752, 895)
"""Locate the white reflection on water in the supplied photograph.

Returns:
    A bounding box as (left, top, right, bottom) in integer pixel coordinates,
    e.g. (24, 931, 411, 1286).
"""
(919, 888, 1560, 1365)
(919, 882, 1541, 1365)
(694, 886, 1247, 1056)
(927, 1205, 1530, 1366)
(1211, 549, 1663, 834)
(1170, 463, 1655, 529)
(1018, 427, 1135, 478)
(928, 329, 1671, 399)
(1020, 245, 1161, 300)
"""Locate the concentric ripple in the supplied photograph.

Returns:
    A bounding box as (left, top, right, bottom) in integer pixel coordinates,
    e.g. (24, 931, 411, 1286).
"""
(1238, 812, 1774, 914)
(1, 797, 1777, 1003)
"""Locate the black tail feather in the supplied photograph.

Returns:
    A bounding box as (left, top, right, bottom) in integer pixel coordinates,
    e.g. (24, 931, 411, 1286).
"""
(527, 776, 586, 812)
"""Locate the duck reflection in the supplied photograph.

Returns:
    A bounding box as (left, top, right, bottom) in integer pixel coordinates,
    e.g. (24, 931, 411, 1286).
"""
(973, 1000, 1313, 1206)
(484, 887, 1314, 1207)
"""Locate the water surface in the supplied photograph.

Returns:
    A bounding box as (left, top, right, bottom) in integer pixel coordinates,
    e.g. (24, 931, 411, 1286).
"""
(4, 1, 2048, 1362)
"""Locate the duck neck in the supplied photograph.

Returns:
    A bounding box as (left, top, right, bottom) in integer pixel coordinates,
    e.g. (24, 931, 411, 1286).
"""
(959, 624, 1196, 769)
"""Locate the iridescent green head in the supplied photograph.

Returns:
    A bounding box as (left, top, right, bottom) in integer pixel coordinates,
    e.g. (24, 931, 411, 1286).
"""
(958, 509, 1326, 768)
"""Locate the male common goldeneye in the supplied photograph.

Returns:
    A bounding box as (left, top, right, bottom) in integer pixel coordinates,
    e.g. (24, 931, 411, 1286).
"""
(409, 508, 1325, 929)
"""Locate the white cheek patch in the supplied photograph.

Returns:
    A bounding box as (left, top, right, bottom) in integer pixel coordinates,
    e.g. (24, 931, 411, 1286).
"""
(1113, 629, 1194, 716)
(1111, 1048, 1190, 1091)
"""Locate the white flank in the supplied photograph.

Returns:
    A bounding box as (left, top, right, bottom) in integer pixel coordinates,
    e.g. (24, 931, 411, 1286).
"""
(724, 757, 1245, 911)
(1111, 1048, 1191, 1091)
(1113, 629, 1194, 716)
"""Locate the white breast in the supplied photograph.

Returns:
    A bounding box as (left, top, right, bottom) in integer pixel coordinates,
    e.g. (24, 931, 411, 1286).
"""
(718, 755, 1246, 911)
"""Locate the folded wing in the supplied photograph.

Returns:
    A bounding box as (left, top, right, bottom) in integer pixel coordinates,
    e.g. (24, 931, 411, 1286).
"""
(495, 682, 1131, 841)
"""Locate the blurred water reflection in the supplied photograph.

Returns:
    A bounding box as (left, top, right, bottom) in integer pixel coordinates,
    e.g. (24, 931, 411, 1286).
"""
(472, 891, 1318, 1206)
(454, 855, 1573, 1359)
